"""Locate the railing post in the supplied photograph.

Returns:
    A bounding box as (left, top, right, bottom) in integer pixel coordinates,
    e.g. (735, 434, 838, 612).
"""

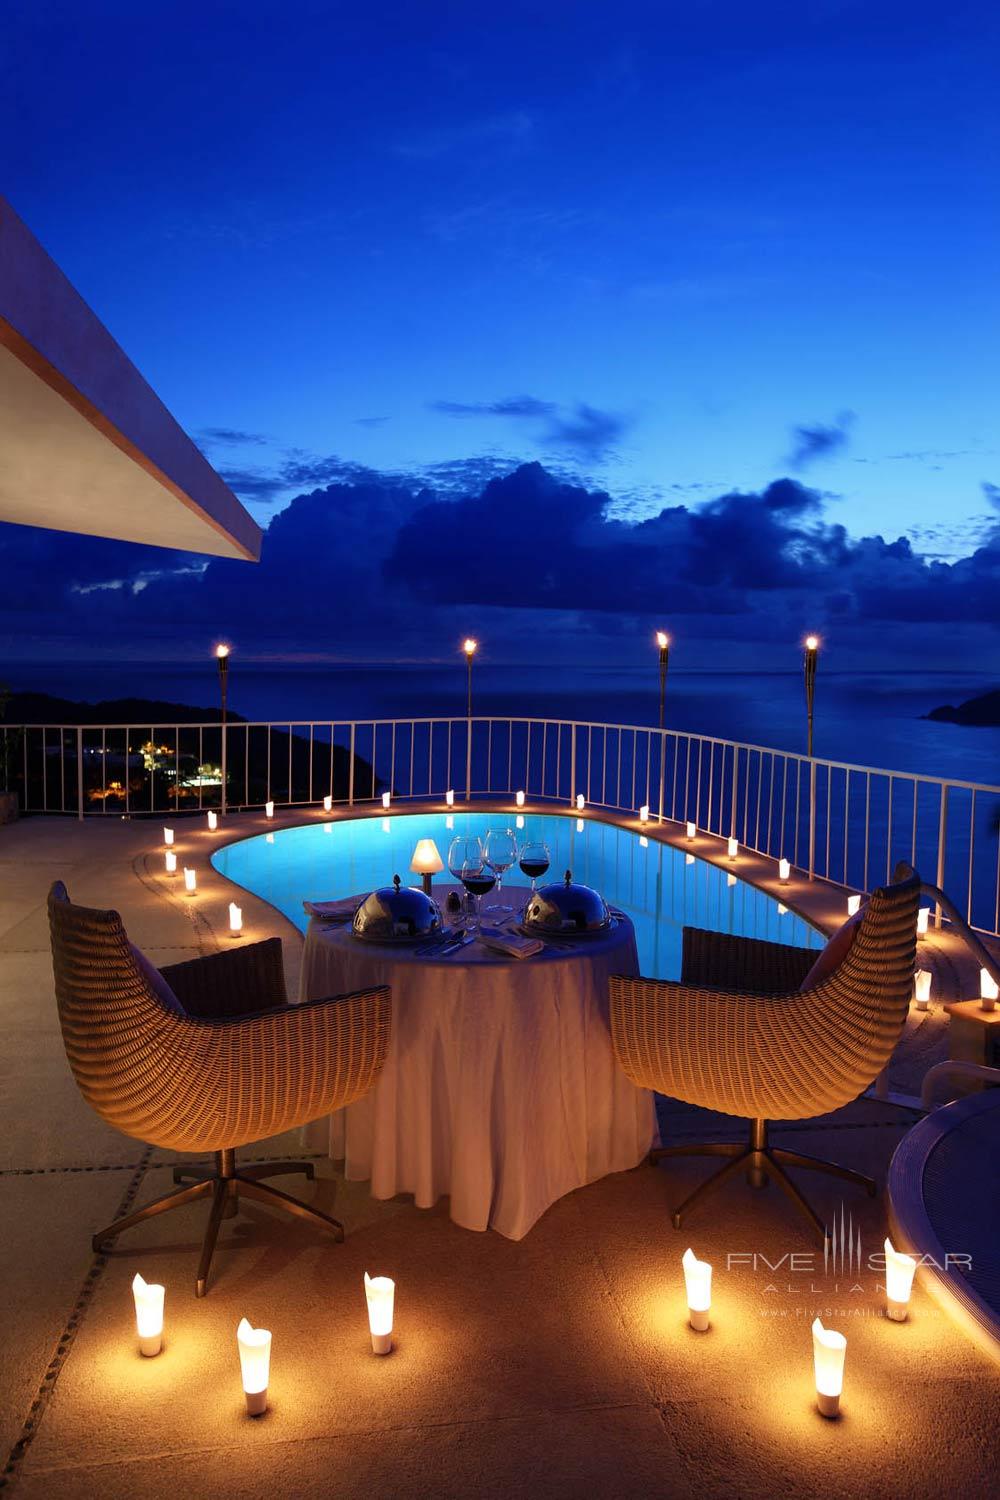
(348, 724, 355, 807)
(808, 759, 817, 881)
(570, 724, 577, 806)
(220, 719, 228, 818)
(466, 717, 473, 802)
(935, 785, 949, 928)
(76, 727, 84, 821)
(730, 746, 739, 837)
(657, 730, 666, 824)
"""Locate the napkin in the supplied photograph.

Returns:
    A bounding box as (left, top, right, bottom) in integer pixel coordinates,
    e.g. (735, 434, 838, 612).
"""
(478, 925, 544, 959)
(303, 898, 358, 921)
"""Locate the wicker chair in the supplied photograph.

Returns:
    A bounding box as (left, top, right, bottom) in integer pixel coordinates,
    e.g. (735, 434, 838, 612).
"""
(609, 863, 920, 1244)
(48, 882, 390, 1294)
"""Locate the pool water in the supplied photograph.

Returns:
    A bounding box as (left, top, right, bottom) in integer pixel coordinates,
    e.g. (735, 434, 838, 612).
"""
(212, 811, 822, 981)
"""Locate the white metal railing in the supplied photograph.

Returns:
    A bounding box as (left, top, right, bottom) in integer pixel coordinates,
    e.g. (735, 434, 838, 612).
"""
(4, 715, 1000, 936)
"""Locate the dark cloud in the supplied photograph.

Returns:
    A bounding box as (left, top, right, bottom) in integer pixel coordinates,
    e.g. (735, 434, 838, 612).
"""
(354, 415, 390, 427)
(430, 395, 631, 460)
(982, 481, 1000, 508)
(197, 427, 269, 447)
(787, 411, 855, 469)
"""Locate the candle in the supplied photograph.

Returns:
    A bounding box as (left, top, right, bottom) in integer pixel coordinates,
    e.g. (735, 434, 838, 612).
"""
(207, 811, 218, 831)
(516, 790, 525, 807)
(382, 791, 391, 810)
(812, 1318, 846, 1417)
(847, 893, 861, 917)
(883, 1237, 917, 1322)
(914, 969, 931, 1009)
(682, 1248, 712, 1332)
(229, 902, 243, 936)
(264, 800, 274, 819)
(236, 1318, 271, 1416)
(980, 968, 999, 1012)
(164, 850, 177, 874)
(727, 837, 738, 860)
(446, 789, 455, 807)
(916, 907, 929, 935)
(639, 804, 650, 824)
(363, 1272, 395, 1355)
(163, 827, 174, 846)
(132, 1273, 164, 1357)
(576, 793, 585, 811)
(779, 858, 790, 883)
(183, 867, 197, 894)
(323, 794, 332, 813)
(686, 821, 696, 841)
(516, 814, 525, 830)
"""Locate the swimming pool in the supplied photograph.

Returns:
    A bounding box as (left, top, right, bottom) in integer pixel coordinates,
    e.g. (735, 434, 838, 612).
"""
(211, 811, 822, 981)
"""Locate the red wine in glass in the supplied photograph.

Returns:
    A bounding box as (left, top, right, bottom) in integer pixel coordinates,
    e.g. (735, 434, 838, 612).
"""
(461, 863, 496, 934)
(519, 841, 550, 895)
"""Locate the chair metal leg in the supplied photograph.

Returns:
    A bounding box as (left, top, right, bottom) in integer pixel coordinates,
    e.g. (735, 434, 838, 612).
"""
(772, 1146, 877, 1197)
(172, 1164, 214, 1185)
(651, 1141, 743, 1165)
(762, 1151, 831, 1246)
(237, 1160, 316, 1182)
(195, 1179, 231, 1298)
(669, 1148, 753, 1229)
(92, 1178, 213, 1252)
(236, 1175, 344, 1241)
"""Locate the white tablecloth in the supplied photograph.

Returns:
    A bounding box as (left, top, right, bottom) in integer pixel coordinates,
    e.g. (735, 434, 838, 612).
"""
(299, 894, 656, 1239)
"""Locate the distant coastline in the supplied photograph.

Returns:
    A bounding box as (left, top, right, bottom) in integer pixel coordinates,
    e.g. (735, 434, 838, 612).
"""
(924, 688, 1000, 728)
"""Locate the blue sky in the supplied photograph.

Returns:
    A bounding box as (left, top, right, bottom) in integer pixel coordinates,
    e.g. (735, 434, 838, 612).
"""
(2, 0, 999, 667)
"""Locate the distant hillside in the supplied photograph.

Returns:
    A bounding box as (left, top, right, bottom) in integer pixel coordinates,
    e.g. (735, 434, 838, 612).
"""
(2, 691, 244, 726)
(925, 689, 1000, 727)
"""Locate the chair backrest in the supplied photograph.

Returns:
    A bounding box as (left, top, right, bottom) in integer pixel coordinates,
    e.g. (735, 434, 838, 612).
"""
(47, 881, 176, 1134)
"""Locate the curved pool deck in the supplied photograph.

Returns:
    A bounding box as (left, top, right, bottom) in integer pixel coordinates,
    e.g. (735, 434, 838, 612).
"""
(889, 1088, 1000, 1367)
(211, 805, 823, 981)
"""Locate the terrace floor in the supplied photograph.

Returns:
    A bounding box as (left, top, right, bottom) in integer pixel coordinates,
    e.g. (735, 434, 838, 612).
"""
(1, 810, 997, 1499)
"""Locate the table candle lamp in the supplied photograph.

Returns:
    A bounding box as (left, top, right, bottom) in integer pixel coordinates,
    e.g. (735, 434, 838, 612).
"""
(132, 1273, 164, 1358)
(207, 811, 218, 831)
(779, 858, 790, 883)
(914, 969, 931, 1009)
(682, 1248, 711, 1332)
(183, 867, 197, 894)
(410, 838, 444, 895)
(229, 902, 243, 937)
(364, 1272, 395, 1355)
(883, 1238, 917, 1322)
(164, 851, 177, 875)
(323, 794, 332, 813)
(237, 1318, 271, 1416)
(163, 827, 174, 847)
(981, 968, 998, 1012)
(727, 837, 738, 860)
(812, 1318, 846, 1417)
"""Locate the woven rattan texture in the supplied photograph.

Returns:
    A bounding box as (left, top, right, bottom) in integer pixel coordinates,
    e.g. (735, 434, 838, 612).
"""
(48, 883, 390, 1153)
(610, 866, 920, 1121)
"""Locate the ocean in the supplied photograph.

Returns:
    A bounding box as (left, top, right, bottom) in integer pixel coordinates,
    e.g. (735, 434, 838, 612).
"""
(6, 661, 1000, 788)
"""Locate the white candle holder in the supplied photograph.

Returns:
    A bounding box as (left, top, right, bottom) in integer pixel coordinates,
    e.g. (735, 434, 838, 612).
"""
(446, 789, 455, 807)
(264, 800, 274, 819)
(576, 793, 585, 811)
(980, 968, 998, 1012)
(164, 850, 177, 875)
(183, 867, 197, 895)
(132, 1273, 164, 1358)
(686, 821, 696, 841)
(364, 1272, 395, 1355)
(229, 902, 243, 937)
(323, 794, 332, 813)
(779, 858, 790, 883)
(382, 791, 391, 810)
(812, 1318, 846, 1418)
(207, 811, 218, 831)
(883, 1237, 917, 1322)
(914, 969, 931, 1009)
(516, 790, 525, 808)
(237, 1318, 271, 1416)
(682, 1248, 711, 1331)
(639, 804, 650, 824)
(727, 837, 738, 860)
(916, 908, 929, 935)
(163, 826, 174, 847)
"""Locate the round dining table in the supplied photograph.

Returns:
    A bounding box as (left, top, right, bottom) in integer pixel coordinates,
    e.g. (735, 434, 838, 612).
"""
(298, 887, 657, 1239)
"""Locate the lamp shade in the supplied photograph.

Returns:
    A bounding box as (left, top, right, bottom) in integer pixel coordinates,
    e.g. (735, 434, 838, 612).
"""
(410, 839, 444, 876)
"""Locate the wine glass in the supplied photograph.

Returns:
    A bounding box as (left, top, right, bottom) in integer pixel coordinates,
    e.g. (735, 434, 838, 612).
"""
(460, 852, 496, 936)
(484, 827, 518, 912)
(447, 835, 483, 927)
(518, 839, 550, 896)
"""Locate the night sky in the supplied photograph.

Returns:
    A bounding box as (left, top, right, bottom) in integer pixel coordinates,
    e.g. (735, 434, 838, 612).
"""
(2, 0, 998, 670)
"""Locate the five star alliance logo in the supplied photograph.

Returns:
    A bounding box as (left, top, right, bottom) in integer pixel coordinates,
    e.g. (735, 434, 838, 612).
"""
(824, 1203, 863, 1277)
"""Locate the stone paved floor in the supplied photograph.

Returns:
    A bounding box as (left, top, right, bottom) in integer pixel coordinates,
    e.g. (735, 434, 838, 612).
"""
(1, 811, 996, 1498)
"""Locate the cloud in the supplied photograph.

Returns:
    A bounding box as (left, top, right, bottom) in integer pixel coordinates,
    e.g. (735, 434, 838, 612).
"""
(354, 415, 390, 427)
(197, 427, 269, 447)
(430, 395, 632, 460)
(787, 412, 855, 469)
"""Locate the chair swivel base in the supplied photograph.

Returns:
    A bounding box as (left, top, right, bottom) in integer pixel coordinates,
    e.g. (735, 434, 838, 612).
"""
(650, 1118, 876, 1246)
(91, 1148, 342, 1296)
